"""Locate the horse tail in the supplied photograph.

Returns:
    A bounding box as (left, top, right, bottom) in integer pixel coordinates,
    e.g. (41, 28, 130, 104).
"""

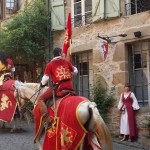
(91, 103, 113, 150)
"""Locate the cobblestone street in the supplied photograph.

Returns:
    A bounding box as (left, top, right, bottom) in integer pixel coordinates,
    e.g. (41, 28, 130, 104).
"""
(0, 120, 149, 150)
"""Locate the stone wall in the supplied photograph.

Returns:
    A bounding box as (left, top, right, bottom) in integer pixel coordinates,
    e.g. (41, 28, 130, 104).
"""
(52, 3, 150, 145)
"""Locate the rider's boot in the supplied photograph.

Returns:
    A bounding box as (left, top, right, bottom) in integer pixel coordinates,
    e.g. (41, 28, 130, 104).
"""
(37, 99, 52, 130)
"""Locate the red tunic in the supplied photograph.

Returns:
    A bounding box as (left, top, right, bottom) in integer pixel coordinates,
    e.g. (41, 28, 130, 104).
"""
(44, 57, 74, 91)
(122, 93, 138, 138)
(39, 57, 75, 100)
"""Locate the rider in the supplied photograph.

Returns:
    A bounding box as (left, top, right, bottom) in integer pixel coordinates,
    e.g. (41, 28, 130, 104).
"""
(0, 52, 14, 85)
(37, 47, 78, 128)
(6, 57, 15, 79)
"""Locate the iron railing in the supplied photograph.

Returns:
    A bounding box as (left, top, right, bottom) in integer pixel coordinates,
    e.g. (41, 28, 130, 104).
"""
(72, 13, 92, 28)
(125, 0, 150, 16)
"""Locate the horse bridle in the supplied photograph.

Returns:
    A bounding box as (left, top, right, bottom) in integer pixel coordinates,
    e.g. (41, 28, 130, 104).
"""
(15, 87, 42, 115)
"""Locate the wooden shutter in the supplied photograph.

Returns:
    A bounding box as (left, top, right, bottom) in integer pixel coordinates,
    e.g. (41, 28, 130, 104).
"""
(105, 0, 120, 19)
(51, 0, 65, 31)
(92, 0, 104, 22)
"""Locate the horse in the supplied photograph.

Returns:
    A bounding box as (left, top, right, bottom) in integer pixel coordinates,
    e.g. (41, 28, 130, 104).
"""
(14, 82, 113, 150)
(0, 80, 23, 132)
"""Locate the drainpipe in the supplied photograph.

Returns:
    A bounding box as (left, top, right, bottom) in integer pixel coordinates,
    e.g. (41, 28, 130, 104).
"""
(104, 0, 106, 19)
(47, 0, 53, 62)
(46, 0, 53, 86)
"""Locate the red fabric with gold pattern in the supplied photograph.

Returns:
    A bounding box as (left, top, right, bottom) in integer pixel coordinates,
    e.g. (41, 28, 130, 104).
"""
(44, 57, 74, 83)
(33, 96, 91, 150)
(0, 80, 17, 122)
(43, 96, 89, 150)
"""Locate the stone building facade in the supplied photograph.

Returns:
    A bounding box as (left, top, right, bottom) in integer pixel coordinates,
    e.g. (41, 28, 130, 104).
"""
(51, 0, 150, 146)
(0, 0, 149, 146)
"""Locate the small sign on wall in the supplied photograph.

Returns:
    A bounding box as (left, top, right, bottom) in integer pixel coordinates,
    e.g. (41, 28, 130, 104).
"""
(99, 39, 108, 60)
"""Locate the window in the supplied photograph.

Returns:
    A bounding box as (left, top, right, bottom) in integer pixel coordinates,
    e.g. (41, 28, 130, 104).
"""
(72, 0, 92, 27)
(128, 42, 150, 106)
(72, 51, 93, 98)
(125, 0, 150, 15)
(6, 0, 15, 15)
(6, 0, 14, 9)
(72, 0, 120, 27)
(134, 53, 147, 69)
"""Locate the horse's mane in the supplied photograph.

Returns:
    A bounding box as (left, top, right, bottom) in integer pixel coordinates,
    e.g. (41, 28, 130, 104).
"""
(23, 83, 41, 91)
(21, 82, 49, 95)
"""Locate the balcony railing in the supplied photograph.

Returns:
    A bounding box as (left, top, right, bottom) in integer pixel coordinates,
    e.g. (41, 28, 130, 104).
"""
(72, 14, 92, 28)
(125, 0, 150, 16)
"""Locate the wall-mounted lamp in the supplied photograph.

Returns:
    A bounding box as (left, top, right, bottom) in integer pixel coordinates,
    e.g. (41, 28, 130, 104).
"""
(97, 33, 127, 43)
(134, 31, 141, 38)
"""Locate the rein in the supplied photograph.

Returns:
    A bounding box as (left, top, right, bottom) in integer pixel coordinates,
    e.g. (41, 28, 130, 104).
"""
(16, 87, 42, 114)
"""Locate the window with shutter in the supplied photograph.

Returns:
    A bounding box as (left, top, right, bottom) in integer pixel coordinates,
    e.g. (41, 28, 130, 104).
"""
(72, 0, 92, 27)
(92, 0, 104, 22)
(105, 0, 120, 19)
(51, 0, 65, 31)
(92, 0, 120, 22)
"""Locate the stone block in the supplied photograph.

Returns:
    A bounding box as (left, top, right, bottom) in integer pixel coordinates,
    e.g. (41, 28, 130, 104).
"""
(72, 41, 96, 53)
(112, 72, 127, 85)
(113, 43, 126, 62)
(120, 62, 128, 71)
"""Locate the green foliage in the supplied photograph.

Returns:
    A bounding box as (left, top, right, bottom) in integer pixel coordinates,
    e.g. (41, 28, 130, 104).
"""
(90, 81, 116, 122)
(142, 116, 150, 137)
(0, 0, 50, 63)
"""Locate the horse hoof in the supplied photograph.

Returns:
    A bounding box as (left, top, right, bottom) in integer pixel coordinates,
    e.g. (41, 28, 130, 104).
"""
(1, 126, 6, 129)
(10, 129, 15, 133)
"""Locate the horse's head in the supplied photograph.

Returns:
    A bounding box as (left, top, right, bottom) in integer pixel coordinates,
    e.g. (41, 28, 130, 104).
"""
(14, 82, 48, 106)
(14, 81, 28, 108)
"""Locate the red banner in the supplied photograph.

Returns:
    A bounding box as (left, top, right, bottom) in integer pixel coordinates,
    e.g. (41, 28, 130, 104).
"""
(99, 39, 108, 60)
(62, 13, 72, 56)
(0, 80, 17, 122)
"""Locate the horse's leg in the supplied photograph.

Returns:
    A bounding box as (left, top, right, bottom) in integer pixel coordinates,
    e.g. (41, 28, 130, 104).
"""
(10, 118, 16, 133)
(90, 102, 113, 150)
(35, 141, 42, 150)
(77, 102, 97, 131)
(1, 122, 6, 128)
(77, 102, 90, 126)
(78, 102, 112, 150)
(89, 133, 102, 150)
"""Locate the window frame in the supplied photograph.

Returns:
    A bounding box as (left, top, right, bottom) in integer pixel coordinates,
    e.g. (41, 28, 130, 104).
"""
(71, 0, 92, 27)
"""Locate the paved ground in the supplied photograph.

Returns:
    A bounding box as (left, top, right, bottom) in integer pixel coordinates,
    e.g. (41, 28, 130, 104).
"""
(0, 120, 149, 150)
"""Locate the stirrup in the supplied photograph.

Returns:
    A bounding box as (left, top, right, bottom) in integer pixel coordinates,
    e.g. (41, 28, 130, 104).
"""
(43, 117, 52, 131)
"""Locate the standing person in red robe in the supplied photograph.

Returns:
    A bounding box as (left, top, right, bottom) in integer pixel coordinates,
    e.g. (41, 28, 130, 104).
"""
(118, 83, 140, 142)
(37, 47, 78, 129)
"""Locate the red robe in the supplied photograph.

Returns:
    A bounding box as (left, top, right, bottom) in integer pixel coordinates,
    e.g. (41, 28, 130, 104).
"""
(122, 93, 138, 138)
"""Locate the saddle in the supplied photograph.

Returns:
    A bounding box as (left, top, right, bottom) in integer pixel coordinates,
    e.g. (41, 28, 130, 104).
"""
(47, 89, 76, 107)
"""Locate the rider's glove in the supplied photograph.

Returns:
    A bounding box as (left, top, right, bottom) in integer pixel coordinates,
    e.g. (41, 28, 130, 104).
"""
(40, 82, 45, 88)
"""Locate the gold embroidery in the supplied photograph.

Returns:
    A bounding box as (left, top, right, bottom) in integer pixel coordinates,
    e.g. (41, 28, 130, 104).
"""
(61, 127, 72, 147)
(64, 30, 69, 44)
(56, 66, 71, 81)
(0, 94, 12, 111)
